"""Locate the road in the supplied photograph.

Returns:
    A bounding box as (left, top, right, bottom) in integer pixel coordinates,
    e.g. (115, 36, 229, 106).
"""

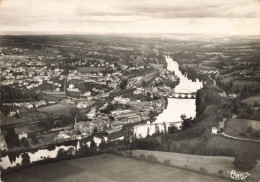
(221, 132, 260, 143)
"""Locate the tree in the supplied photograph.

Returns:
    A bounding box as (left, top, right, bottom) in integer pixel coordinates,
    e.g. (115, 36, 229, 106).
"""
(39, 117, 54, 130)
(61, 114, 73, 125)
(120, 79, 128, 90)
(56, 148, 67, 159)
(28, 133, 37, 143)
(154, 124, 160, 135)
(168, 124, 178, 134)
(21, 153, 30, 165)
(233, 152, 257, 170)
(142, 80, 147, 87)
(1, 107, 10, 116)
(99, 138, 106, 150)
(90, 139, 96, 148)
(71, 107, 80, 124)
(180, 114, 187, 121)
(20, 137, 29, 147)
(182, 117, 193, 130)
(67, 147, 76, 156)
(147, 127, 150, 137)
(123, 125, 134, 144)
(163, 122, 167, 133)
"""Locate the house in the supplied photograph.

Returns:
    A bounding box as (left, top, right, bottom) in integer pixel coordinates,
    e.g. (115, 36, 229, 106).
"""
(34, 100, 46, 107)
(14, 125, 44, 140)
(108, 82, 117, 88)
(83, 91, 91, 97)
(55, 88, 60, 92)
(69, 84, 74, 89)
(112, 110, 141, 123)
(13, 103, 21, 107)
(112, 96, 130, 105)
(87, 110, 96, 119)
(212, 127, 218, 134)
(77, 102, 88, 109)
(24, 103, 34, 109)
(8, 110, 19, 117)
(133, 87, 144, 94)
(74, 122, 94, 135)
(111, 121, 124, 130)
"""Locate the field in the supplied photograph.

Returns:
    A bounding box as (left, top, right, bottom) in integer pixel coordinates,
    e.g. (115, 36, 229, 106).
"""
(2, 154, 232, 182)
(36, 103, 73, 116)
(224, 118, 260, 137)
(208, 135, 260, 157)
(0, 114, 24, 127)
(233, 80, 260, 90)
(0, 109, 47, 127)
(242, 96, 260, 106)
(129, 150, 260, 182)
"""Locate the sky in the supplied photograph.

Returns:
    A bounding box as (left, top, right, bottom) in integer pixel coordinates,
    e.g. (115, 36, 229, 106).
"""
(0, 0, 260, 35)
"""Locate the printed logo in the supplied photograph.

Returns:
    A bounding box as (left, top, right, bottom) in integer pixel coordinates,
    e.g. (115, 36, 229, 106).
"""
(227, 170, 250, 181)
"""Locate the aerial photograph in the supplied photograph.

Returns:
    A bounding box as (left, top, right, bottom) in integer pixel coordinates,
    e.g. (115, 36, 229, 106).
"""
(0, 0, 260, 181)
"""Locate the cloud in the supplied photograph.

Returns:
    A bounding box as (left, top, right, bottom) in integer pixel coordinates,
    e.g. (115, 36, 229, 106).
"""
(0, 0, 259, 35)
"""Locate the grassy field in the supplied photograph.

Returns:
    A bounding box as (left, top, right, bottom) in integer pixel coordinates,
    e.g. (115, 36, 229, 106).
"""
(208, 135, 260, 157)
(131, 150, 233, 175)
(2, 154, 232, 182)
(129, 150, 260, 182)
(0, 114, 24, 127)
(242, 96, 260, 106)
(36, 103, 73, 116)
(225, 118, 260, 137)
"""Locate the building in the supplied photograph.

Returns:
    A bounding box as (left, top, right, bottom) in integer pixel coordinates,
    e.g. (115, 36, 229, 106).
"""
(14, 125, 44, 140)
(112, 110, 141, 123)
(133, 87, 144, 94)
(212, 127, 218, 134)
(112, 96, 130, 105)
(76, 102, 88, 109)
(24, 103, 34, 109)
(34, 100, 47, 107)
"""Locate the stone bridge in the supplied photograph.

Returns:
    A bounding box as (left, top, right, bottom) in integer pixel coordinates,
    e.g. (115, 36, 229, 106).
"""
(169, 92, 196, 99)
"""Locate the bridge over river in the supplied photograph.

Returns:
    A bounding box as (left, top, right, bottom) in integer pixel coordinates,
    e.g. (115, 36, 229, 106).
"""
(158, 89, 197, 99)
(168, 92, 196, 99)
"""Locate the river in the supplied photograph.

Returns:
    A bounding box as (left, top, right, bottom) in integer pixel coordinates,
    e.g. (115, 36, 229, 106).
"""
(0, 136, 107, 170)
(134, 56, 203, 137)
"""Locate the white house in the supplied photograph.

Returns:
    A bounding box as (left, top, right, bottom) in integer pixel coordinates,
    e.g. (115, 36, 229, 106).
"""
(76, 102, 88, 109)
(113, 96, 130, 104)
(133, 87, 144, 95)
(69, 84, 74, 89)
(83, 91, 91, 97)
(212, 127, 218, 134)
(25, 103, 33, 109)
(34, 100, 47, 107)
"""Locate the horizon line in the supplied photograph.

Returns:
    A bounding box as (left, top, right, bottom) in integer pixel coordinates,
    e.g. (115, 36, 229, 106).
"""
(1, 31, 260, 37)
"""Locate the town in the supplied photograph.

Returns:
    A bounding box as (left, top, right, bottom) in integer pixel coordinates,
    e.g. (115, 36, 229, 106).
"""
(0, 35, 178, 151)
(0, 34, 260, 182)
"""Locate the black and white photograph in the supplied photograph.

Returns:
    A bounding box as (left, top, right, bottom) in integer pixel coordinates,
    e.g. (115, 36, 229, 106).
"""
(0, 0, 260, 181)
